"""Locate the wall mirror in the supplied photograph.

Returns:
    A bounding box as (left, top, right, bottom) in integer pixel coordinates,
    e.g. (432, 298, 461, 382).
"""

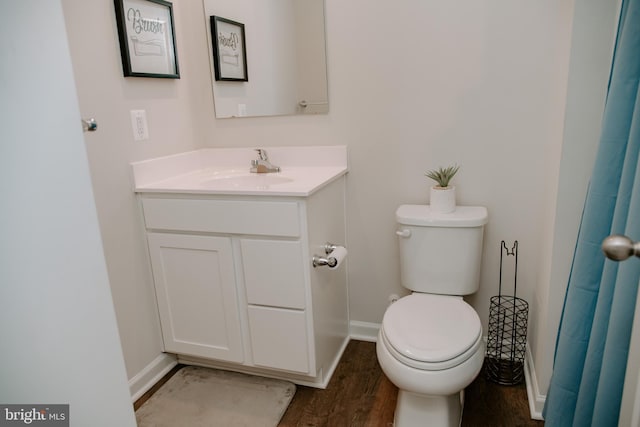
(203, 0, 329, 118)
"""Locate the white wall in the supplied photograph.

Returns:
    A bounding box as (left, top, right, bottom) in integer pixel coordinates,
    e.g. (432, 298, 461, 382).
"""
(61, 0, 207, 384)
(0, 1, 135, 424)
(202, 0, 574, 343)
(531, 0, 621, 403)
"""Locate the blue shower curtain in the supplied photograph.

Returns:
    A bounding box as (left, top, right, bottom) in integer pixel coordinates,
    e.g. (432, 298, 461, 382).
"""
(543, 0, 640, 425)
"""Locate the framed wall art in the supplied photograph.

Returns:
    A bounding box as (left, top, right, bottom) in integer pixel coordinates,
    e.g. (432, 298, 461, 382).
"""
(210, 16, 248, 82)
(114, 0, 180, 78)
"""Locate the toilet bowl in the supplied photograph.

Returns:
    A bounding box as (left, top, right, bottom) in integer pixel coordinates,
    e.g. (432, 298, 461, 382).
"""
(377, 294, 485, 427)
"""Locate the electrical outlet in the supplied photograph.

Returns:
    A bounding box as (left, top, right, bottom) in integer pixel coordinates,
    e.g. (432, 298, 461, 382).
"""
(130, 110, 149, 141)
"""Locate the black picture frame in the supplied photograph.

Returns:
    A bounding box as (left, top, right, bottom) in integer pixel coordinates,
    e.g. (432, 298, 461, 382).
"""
(114, 0, 180, 78)
(210, 16, 248, 82)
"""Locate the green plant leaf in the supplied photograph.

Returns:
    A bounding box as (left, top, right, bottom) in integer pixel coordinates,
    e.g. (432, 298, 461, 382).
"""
(425, 164, 459, 187)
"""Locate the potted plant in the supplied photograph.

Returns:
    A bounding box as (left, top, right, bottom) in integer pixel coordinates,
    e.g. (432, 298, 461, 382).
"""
(425, 164, 459, 213)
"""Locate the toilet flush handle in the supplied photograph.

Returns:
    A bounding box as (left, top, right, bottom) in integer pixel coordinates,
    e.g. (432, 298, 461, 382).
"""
(396, 229, 411, 238)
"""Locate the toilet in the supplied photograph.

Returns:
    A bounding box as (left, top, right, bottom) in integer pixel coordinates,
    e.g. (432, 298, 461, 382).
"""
(376, 204, 489, 427)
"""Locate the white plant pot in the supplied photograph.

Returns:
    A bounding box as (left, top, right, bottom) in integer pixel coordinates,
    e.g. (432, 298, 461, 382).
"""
(430, 186, 456, 213)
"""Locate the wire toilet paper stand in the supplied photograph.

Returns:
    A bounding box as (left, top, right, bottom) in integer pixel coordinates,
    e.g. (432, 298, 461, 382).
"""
(485, 240, 529, 385)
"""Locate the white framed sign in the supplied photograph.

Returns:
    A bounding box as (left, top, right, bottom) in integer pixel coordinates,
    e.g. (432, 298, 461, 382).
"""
(210, 16, 248, 82)
(114, 0, 180, 78)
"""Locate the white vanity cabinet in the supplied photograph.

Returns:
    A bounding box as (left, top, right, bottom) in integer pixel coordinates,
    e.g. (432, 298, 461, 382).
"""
(138, 177, 348, 387)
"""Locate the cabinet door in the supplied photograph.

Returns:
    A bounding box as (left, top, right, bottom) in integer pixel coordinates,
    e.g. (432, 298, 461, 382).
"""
(247, 306, 312, 374)
(147, 233, 243, 362)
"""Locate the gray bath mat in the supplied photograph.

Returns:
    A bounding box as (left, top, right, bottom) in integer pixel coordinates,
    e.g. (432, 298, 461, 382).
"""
(136, 366, 296, 427)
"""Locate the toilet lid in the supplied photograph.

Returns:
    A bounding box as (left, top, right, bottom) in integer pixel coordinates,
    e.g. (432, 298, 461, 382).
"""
(382, 294, 481, 363)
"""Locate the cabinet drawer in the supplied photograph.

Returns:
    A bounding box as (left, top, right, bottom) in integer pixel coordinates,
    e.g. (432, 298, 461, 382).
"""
(247, 306, 311, 374)
(241, 239, 306, 309)
(141, 198, 300, 237)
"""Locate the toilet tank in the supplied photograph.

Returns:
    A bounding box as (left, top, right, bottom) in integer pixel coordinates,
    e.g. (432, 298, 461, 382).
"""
(396, 205, 488, 295)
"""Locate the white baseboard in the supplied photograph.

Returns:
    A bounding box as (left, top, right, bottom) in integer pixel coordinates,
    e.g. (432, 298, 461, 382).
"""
(349, 320, 380, 342)
(524, 345, 546, 420)
(129, 353, 178, 402)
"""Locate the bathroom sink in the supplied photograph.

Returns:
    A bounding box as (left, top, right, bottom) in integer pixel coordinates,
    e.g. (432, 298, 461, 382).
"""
(131, 146, 348, 196)
(201, 172, 294, 189)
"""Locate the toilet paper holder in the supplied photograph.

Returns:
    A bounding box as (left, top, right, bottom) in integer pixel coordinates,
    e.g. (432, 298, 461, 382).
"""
(312, 242, 345, 268)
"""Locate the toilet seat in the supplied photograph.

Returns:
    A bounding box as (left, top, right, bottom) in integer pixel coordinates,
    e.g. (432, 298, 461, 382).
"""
(381, 293, 482, 371)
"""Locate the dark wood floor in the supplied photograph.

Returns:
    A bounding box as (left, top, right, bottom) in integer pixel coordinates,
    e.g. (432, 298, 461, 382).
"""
(279, 340, 396, 426)
(279, 340, 544, 427)
(136, 340, 544, 426)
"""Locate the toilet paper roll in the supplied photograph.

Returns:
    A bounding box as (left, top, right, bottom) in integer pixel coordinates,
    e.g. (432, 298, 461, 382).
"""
(328, 246, 347, 269)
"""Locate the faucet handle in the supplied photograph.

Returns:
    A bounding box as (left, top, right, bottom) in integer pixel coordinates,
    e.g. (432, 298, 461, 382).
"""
(254, 148, 268, 161)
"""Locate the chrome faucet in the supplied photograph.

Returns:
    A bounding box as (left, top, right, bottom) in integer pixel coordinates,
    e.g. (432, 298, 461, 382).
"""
(250, 149, 280, 173)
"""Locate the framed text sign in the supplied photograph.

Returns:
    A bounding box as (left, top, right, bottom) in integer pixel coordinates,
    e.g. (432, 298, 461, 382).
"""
(210, 16, 248, 82)
(114, 0, 180, 78)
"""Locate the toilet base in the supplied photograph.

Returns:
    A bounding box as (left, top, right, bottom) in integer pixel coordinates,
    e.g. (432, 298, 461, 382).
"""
(394, 389, 463, 427)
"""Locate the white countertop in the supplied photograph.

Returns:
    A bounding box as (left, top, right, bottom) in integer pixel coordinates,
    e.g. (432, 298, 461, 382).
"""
(131, 146, 348, 197)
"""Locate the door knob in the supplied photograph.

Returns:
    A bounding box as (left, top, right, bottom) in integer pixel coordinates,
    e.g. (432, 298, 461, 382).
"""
(82, 118, 97, 132)
(602, 234, 640, 261)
